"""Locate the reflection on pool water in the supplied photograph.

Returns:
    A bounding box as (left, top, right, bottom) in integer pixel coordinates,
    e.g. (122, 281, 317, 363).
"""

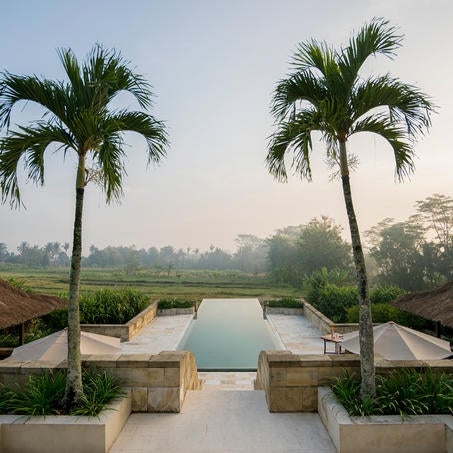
(177, 298, 284, 370)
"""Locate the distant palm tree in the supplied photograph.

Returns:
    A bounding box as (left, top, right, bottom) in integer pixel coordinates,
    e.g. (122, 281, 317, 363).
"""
(267, 18, 433, 398)
(0, 45, 168, 408)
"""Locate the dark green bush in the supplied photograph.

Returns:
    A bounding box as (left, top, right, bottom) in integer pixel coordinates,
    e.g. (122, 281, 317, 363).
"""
(42, 308, 68, 330)
(331, 368, 453, 417)
(307, 284, 358, 322)
(346, 303, 431, 330)
(79, 288, 150, 324)
(0, 369, 126, 416)
(267, 298, 303, 308)
(370, 286, 407, 304)
(307, 284, 407, 323)
(158, 299, 194, 309)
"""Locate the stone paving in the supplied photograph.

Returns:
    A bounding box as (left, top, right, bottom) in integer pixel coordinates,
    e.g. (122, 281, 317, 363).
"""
(118, 314, 193, 354)
(110, 390, 335, 453)
(266, 313, 324, 355)
(110, 313, 333, 452)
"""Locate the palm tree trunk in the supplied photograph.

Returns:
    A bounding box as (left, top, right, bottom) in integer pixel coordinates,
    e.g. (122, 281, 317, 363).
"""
(339, 141, 375, 399)
(64, 155, 85, 408)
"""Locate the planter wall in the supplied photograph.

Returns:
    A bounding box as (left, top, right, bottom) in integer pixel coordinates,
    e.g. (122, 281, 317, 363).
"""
(265, 307, 304, 315)
(157, 307, 194, 316)
(256, 350, 453, 414)
(81, 300, 158, 341)
(0, 393, 131, 453)
(318, 387, 453, 453)
(0, 350, 202, 413)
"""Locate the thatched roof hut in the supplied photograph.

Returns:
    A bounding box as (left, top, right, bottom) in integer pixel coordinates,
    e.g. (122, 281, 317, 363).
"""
(0, 279, 67, 343)
(390, 281, 453, 329)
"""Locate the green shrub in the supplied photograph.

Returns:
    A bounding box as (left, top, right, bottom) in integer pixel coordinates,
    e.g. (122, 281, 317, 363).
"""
(42, 308, 68, 330)
(307, 284, 358, 322)
(370, 286, 407, 304)
(307, 284, 407, 323)
(79, 288, 150, 324)
(331, 368, 453, 417)
(267, 298, 303, 308)
(346, 303, 431, 330)
(158, 299, 194, 309)
(0, 369, 126, 416)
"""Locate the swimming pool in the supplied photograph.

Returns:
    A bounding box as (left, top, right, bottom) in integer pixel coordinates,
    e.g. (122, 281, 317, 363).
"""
(177, 298, 284, 370)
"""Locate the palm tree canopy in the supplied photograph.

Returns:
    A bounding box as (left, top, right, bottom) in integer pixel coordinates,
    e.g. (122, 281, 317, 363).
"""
(0, 44, 168, 206)
(267, 18, 434, 182)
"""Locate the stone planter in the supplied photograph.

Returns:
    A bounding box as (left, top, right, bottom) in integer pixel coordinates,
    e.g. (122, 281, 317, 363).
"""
(318, 387, 453, 453)
(0, 392, 131, 453)
(81, 301, 158, 341)
(158, 307, 194, 316)
(265, 307, 304, 315)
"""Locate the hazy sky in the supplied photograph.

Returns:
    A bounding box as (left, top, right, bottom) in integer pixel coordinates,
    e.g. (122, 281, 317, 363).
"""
(1, 0, 452, 255)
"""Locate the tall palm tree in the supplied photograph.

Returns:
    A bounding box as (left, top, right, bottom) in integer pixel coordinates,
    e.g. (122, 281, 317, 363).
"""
(266, 18, 433, 398)
(0, 45, 168, 407)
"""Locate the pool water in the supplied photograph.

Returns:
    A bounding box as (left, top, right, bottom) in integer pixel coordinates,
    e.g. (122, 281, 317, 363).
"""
(177, 298, 284, 370)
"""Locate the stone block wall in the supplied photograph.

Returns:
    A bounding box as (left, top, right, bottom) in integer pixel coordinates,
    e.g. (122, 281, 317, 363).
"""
(0, 350, 201, 413)
(81, 301, 158, 341)
(256, 350, 453, 413)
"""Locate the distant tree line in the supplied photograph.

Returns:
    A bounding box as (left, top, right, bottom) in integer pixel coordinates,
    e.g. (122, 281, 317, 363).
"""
(2, 194, 450, 291)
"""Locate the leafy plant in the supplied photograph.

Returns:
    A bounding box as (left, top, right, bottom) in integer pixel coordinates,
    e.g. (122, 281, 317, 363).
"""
(0, 369, 126, 416)
(72, 368, 126, 416)
(158, 298, 195, 309)
(12, 372, 66, 416)
(267, 297, 303, 308)
(331, 368, 453, 418)
(79, 288, 150, 324)
(346, 303, 430, 330)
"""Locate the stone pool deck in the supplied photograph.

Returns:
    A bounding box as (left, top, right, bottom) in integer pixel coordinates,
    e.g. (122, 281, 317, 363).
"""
(117, 313, 323, 391)
(119, 313, 323, 356)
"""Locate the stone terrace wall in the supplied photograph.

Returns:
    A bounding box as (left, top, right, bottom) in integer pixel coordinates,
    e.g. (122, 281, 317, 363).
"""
(0, 350, 201, 413)
(255, 350, 453, 413)
(80, 301, 158, 341)
(303, 301, 370, 334)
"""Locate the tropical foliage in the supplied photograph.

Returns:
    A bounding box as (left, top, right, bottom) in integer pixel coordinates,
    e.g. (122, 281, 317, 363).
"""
(0, 44, 168, 407)
(0, 368, 125, 416)
(267, 18, 433, 398)
(331, 368, 453, 417)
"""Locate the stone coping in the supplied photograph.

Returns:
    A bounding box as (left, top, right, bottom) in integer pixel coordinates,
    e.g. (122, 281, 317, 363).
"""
(318, 387, 453, 453)
(0, 392, 131, 453)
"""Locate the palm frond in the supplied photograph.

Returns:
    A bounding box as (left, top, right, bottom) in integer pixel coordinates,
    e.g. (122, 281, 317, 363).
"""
(291, 39, 337, 77)
(267, 110, 322, 182)
(352, 75, 434, 136)
(350, 114, 414, 180)
(83, 44, 154, 110)
(0, 122, 73, 206)
(103, 110, 168, 164)
(272, 72, 327, 120)
(0, 73, 70, 129)
(95, 134, 127, 203)
(339, 17, 402, 89)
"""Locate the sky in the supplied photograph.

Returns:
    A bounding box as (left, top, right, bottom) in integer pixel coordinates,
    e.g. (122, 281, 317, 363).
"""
(0, 0, 452, 255)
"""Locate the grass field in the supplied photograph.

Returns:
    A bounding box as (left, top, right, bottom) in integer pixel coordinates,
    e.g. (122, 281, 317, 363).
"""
(0, 264, 302, 301)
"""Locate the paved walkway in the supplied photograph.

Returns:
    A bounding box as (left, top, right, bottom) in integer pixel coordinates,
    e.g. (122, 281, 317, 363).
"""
(119, 314, 193, 354)
(110, 390, 335, 453)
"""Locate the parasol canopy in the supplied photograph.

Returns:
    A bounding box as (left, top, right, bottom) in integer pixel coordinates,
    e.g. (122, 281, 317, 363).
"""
(340, 321, 452, 360)
(4, 328, 121, 362)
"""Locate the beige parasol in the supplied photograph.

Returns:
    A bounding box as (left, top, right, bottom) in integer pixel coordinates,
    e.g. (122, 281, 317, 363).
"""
(340, 321, 452, 360)
(5, 328, 121, 362)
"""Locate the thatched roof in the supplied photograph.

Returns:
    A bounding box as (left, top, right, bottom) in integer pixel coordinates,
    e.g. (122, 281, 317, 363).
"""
(391, 281, 453, 328)
(0, 278, 67, 330)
